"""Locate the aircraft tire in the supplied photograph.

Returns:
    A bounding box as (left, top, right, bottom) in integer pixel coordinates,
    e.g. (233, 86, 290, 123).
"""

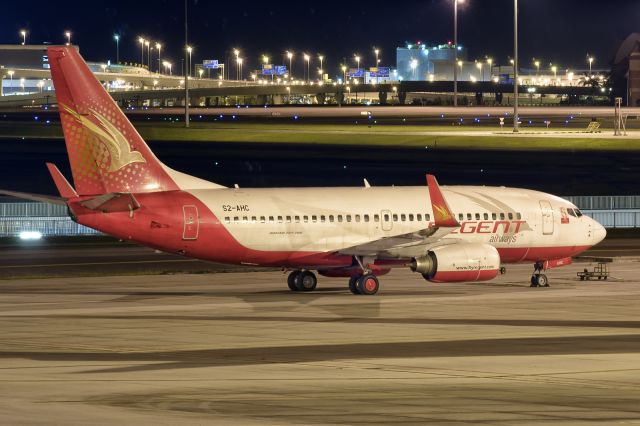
(295, 271, 317, 292)
(357, 274, 379, 295)
(537, 274, 549, 287)
(348, 276, 361, 294)
(287, 270, 301, 291)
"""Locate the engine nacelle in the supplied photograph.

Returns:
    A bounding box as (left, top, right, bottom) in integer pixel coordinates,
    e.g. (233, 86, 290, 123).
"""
(411, 243, 501, 283)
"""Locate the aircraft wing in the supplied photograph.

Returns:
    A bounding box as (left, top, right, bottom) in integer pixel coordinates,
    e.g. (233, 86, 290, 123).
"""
(338, 174, 461, 258)
(0, 189, 65, 205)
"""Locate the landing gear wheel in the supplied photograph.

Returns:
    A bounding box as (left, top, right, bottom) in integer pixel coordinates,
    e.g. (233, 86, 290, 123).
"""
(295, 270, 317, 292)
(356, 274, 379, 295)
(530, 275, 538, 287)
(537, 274, 549, 287)
(348, 275, 361, 294)
(500, 267, 507, 275)
(287, 270, 301, 291)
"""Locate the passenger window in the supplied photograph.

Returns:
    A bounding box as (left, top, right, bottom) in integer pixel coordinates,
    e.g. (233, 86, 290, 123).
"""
(467, 213, 472, 220)
(409, 214, 414, 221)
(426, 214, 430, 221)
(338, 215, 343, 222)
(384, 214, 389, 221)
(277, 216, 283, 223)
(260, 216, 266, 223)
(224, 217, 230, 224)
(475, 213, 480, 220)
(355, 214, 361, 222)
(320, 215, 326, 222)
(329, 215, 335, 222)
(417, 214, 422, 221)
(399, 214, 405, 221)
(243, 216, 248, 222)
(500, 213, 505, 220)
(483, 213, 489, 220)
(492, 213, 497, 220)
(286, 216, 292, 223)
(374, 214, 380, 222)
(268, 216, 274, 222)
(458, 213, 464, 221)
(508, 213, 513, 220)
(312, 215, 317, 222)
(346, 215, 352, 222)
(251, 216, 257, 222)
(364, 214, 370, 222)
(393, 214, 398, 221)
(234, 216, 239, 222)
(295, 215, 300, 223)
(516, 212, 522, 220)
(303, 216, 309, 223)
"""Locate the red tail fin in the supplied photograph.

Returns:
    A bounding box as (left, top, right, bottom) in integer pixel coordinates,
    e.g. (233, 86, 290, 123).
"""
(426, 174, 460, 228)
(48, 46, 178, 196)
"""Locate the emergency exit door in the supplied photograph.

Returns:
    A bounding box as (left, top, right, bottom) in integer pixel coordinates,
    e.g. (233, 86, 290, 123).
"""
(182, 205, 199, 240)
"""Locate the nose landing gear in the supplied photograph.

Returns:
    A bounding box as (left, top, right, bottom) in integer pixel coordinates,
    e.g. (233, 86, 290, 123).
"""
(530, 261, 549, 287)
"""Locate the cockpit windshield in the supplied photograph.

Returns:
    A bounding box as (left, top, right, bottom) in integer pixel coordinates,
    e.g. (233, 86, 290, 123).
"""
(568, 208, 583, 218)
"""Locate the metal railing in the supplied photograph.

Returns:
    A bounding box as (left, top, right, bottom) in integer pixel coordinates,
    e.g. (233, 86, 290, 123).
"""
(1, 197, 640, 236)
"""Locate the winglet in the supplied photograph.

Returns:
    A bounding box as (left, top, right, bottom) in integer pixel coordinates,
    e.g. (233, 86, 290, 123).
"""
(426, 174, 460, 228)
(47, 163, 78, 199)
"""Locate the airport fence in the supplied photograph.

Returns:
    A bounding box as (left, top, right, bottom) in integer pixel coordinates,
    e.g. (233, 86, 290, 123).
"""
(0, 197, 639, 237)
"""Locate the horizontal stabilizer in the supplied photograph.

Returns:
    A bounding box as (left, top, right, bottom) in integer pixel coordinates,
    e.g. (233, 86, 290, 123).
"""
(46, 163, 78, 199)
(80, 192, 140, 213)
(0, 189, 65, 205)
(426, 174, 460, 228)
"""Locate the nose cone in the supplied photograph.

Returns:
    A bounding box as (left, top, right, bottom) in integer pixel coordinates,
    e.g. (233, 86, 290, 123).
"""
(592, 221, 607, 245)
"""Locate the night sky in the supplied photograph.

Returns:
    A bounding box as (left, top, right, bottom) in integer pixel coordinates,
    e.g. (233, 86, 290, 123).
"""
(2, 0, 639, 76)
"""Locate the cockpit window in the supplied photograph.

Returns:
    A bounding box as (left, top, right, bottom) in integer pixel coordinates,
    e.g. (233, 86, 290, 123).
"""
(567, 208, 577, 217)
(575, 209, 583, 217)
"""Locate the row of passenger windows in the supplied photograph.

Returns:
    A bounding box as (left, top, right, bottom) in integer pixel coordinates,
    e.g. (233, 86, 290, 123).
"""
(224, 213, 432, 225)
(459, 212, 522, 221)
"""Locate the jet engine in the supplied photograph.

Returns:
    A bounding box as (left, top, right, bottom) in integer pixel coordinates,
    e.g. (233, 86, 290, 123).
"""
(410, 243, 501, 283)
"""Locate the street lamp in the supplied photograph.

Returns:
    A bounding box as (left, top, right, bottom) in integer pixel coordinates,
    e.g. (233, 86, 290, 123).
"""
(487, 57, 493, 80)
(114, 35, 120, 63)
(198, 68, 203, 79)
(303, 54, 310, 82)
(534, 59, 540, 75)
(287, 51, 293, 80)
(453, 0, 465, 107)
(233, 48, 240, 80)
(156, 43, 162, 73)
(374, 48, 380, 65)
(138, 37, 145, 66)
(355, 55, 360, 81)
(551, 65, 557, 82)
(318, 55, 324, 80)
(145, 40, 151, 69)
(65, 31, 71, 46)
(186, 46, 193, 77)
(588, 56, 594, 76)
(237, 57, 243, 80)
(410, 58, 418, 80)
(163, 61, 172, 75)
(341, 65, 347, 82)
(476, 61, 483, 81)
(20, 30, 26, 45)
(7, 71, 14, 93)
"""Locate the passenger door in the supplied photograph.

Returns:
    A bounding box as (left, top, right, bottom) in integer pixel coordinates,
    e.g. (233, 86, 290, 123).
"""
(539, 201, 554, 235)
(182, 205, 199, 240)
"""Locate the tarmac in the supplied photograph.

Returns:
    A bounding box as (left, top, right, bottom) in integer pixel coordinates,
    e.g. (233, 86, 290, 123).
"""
(1, 259, 640, 425)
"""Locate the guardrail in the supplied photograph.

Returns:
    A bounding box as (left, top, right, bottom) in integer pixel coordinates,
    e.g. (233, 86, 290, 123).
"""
(0, 198, 638, 237)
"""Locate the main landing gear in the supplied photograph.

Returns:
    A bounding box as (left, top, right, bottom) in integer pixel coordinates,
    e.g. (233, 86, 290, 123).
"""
(348, 274, 380, 295)
(530, 261, 549, 288)
(287, 270, 317, 292)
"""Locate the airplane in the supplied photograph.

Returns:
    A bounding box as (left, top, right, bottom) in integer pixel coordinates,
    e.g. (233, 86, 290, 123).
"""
(1, 46, 607, 295)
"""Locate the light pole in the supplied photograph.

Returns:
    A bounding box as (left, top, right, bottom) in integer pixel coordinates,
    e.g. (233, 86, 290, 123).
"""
(238, 57, 243, 80)
(304, 54, 310, 82)
(453, 0, 465, 107)
(145, 41, 151, 69)
(374, 48, 380, 83)
(534, 59, 540, 75)
(318, 55, 324, 80)
(20, 30, 26, 45)
(476, 61, 483, 81)
(551, 65, 557, 82)
(156, 43, 162, 73)
(355, 54, 360, 81)
(187, 46, 193, 77)
(487, 57, 493, 81)
(588, 56, 594, 76)
(184, 0, 190, 128)
(114, 35, 120, 63)
(341, 65, 347, 83)
(233, 49, 240, 80)
(287, 51, 293, 80)
(138, 37, 145, 66)
(513, 0, 519, 133)
(8, 71, 14, 93)
(65, 31, 71, 46)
